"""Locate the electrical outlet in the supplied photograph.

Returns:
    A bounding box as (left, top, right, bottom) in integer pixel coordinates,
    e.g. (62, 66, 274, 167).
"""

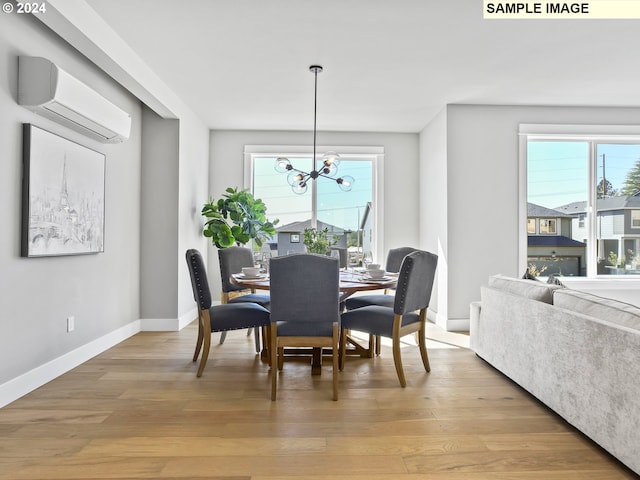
(67, 316, 75, 332)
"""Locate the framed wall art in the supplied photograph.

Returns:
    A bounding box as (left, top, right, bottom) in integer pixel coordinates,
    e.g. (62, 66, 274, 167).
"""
(21, 124, 105, 257)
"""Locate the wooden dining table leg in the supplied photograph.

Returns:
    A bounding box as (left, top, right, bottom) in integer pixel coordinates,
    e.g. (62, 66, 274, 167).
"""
(311, 347, 322, 375)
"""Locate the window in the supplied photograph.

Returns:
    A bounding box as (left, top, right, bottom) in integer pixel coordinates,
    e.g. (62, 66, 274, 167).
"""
(522, 125, 640, 277)
(245, 146, 382, 259)
(527, 218, 536, 233)
(539, 219, 557, 235)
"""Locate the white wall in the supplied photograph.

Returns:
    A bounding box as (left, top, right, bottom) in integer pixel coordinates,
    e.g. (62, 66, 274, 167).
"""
(177, 114, 210, 324)
(419, 108, 448, 326)
(421, 103, 640, 330)
(207, 129, 420, 298)
(0, 13, 141, 394)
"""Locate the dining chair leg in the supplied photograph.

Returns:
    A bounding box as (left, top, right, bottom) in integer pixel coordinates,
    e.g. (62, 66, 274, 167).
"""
(254, 326, 261, 352)
(338, 328, 346, 371)
(392, 314, 407, 387)
(418, 319, 431, 373)
(219, 331, 227, 344)
(277, 347, 285, 371)
(261, 326, 271, 364)
(192, 312, 204, 362)
(392, 333, 407, 387)
(197, 312, 213, 378)
(375, 335, 381, 356)
(367, 334, 375, 358)
(332, 323, 339, 401)
(270, 323, 278, 401)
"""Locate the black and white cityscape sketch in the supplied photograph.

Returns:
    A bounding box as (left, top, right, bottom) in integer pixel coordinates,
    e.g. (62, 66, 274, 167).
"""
(22, 125, 105, 257)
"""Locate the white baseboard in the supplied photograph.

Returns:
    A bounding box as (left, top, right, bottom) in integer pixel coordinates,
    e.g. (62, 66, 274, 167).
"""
(0, 320, 141, 408)
(433, 310, 470, 332)
(139, 308, 199, 332)
(446, 318, 470, 332)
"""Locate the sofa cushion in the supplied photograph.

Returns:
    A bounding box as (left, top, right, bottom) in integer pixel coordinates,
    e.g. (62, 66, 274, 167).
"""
(488, 274, 561, 304)
(553, 288, 640, 331)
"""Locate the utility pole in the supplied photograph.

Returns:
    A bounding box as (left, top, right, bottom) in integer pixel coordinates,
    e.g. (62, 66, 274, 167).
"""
(602, 153, 606, 198)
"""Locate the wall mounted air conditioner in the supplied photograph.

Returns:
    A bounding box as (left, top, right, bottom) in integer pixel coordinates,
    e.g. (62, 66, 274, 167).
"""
(18, 56, 131, 143)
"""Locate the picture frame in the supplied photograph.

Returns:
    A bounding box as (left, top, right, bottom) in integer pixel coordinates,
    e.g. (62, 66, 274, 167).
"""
(21, 124, 106, 257)
(290, 233, 300, 243)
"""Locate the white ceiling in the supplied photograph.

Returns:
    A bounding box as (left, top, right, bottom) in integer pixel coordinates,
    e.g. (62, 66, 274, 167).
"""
(85, 0, 640, 133)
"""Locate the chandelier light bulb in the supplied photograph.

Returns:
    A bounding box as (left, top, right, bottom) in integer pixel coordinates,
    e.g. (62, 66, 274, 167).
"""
(287, 171, 304, 186)
(293, 181, 308, 195)
(337, 175, 355, 192)
(275, 157, 292, 173)
(322, 151, 340, 167)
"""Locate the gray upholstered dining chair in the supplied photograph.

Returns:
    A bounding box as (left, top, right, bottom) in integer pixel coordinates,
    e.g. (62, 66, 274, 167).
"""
(186, 249, 271, 377)
(218, 246, 271, 350)
(339, 250, 438, 387)
(269, 253, 341, 401)
(344, 246, 418, 311)
(344, 247, 419, 355)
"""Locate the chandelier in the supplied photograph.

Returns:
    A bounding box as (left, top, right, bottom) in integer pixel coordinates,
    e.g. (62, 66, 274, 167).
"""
(274, 65, 354, 195)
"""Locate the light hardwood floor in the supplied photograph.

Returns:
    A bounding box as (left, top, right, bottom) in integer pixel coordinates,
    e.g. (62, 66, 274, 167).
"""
(0, 323, 636, 479)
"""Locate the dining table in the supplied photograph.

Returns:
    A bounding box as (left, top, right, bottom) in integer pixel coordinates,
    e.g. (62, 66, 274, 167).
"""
(231, 268, 398, 373)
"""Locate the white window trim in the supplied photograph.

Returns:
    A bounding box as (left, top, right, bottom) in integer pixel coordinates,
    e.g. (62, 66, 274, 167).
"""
(518, 123, 640, 277)
(243, 145, 385, 262)
(539, 218, 558, 235)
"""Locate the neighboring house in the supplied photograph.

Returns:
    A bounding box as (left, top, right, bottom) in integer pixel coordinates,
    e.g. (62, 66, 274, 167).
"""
(527, 202, 586, 276)
(275, 219, 346, 256)
(360, 202, 373, 260)
(556, 193, 640, 273)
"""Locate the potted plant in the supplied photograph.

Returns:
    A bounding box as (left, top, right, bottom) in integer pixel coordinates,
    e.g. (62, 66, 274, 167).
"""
(202, 187, 278, 248)
(303, 227, 337, 254)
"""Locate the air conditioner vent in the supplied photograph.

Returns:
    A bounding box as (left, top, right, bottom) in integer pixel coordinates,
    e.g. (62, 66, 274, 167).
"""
(18, 56, 131, 143)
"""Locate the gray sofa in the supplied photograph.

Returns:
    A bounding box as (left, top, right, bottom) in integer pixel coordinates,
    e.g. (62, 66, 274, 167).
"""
(470, 274, 640, 475)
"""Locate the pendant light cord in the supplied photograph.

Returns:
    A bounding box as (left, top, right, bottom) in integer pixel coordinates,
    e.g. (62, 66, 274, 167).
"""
(313, 67, 318, 172)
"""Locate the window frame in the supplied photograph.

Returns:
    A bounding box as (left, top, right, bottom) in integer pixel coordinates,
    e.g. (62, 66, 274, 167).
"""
(538, 218, 558, 235)
(519, 124, 640, 278)
(244, 145, 385, 261)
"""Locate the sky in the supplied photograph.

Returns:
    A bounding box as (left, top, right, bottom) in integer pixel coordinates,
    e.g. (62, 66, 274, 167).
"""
(527, 141, 640, 209)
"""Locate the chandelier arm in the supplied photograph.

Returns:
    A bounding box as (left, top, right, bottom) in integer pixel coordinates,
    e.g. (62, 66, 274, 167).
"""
(315, 171, 341, 182)
(289, 166, 310, 175)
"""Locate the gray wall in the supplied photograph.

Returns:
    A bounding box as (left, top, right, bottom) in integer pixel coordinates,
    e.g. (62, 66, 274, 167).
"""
(420, 104, 640, 330)
(0, 10, 210, 404)
(208, 129, 420, 298)
(140, 107, 179, 319)
(0, 13, 141, 385)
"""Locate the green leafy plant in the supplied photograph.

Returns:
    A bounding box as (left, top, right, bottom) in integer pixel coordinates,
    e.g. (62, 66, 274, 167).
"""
(527, 263, 547, 277)
(202, 187, 278, 248)
(303, 227, 337, 254)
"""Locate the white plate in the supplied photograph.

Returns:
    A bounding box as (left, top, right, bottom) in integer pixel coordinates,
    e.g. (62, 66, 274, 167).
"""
(363, 276, 392, 282)
(236, 273, 267, 280)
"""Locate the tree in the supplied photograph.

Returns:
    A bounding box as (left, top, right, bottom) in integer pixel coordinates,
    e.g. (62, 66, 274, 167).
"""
(597, 178, 618, 198)
(621, 158, 640, 196)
